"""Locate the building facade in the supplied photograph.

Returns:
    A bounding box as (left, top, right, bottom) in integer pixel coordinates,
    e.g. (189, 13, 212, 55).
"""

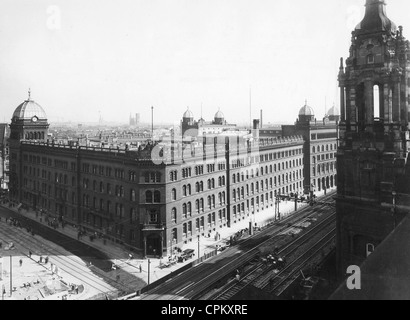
(282, 102, 339, 195)
(336, 0, 410, 276)
(9, 96, 306, 257)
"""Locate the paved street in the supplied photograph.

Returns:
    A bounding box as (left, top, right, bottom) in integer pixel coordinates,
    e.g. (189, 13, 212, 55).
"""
(0, 188, 334, 300)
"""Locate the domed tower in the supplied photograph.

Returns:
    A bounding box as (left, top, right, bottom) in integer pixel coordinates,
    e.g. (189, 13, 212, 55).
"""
(213, 109, 225, 125)
(9, 90, 49, 142)
(298, 101, 315, 123)
(8, 91, 50, 203)
(336, 0, 410, 277)
(181, 108, 197, 137)
(327, 105, 341, 122)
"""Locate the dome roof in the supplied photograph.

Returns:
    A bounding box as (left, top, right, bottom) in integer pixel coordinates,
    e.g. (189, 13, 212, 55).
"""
(299, 102, 315, 116)
(214, 110, 224, 119)
(327, 105, 340, 116)
(355, 0, 397, 35)
(183, 108, 194, 119)
(13, 99, 47, 120)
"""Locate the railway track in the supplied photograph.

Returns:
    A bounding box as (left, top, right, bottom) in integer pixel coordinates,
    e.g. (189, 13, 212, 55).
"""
(0, 220, 134, 297)
(204, 209, 335, 300)
(135, 191, 336, 300)
(268, 228, 336, 296)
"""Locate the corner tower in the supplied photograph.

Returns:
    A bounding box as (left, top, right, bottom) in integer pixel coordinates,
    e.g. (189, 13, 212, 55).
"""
(336, 0, 410, 276)
(8, 91, 50, 203)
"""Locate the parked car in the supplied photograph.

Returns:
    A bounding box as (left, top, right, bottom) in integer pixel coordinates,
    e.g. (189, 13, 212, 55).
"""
(216, 240, 230, 252)
(177, 249, 195, 262)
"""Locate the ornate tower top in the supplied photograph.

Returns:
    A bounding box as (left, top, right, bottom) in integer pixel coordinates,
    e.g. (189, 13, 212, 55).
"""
(355, 0, 397, 36)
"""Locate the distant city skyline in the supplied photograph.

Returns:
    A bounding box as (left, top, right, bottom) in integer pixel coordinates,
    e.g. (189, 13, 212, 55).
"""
(1, 0, 409, 126)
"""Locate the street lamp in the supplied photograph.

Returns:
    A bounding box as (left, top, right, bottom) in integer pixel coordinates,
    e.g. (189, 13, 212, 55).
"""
(147, 259, 151, 285)
(197, 235, 200, 262)
(392, 191, 397, 228)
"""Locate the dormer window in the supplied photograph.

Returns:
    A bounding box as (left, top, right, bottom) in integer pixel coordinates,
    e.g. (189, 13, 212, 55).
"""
(367, 54, 374, 64)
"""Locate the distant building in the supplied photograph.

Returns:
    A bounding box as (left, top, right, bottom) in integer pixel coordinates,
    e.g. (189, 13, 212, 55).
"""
(129, 113, 141, 127)
(282, 101, 339, 195)
(181, 109, 237, 138)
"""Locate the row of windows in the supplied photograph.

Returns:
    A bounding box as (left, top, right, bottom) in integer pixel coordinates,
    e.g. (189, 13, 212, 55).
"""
(314, 162, 336, 175)
(312, 153, 336, 163)
(312, 144, 337, 153)
(172, 210, 228, 240)
(170, 192, 227, 222)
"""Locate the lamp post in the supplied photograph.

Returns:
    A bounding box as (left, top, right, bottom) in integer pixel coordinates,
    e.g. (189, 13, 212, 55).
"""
(9, 255, 12, 297)
(392, 191, 397, 229)
(197, 235, 200, 262)
(147, 259, 151, 285)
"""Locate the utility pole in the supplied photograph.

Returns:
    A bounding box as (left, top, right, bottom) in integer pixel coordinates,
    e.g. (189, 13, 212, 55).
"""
(197, 235, 200, 262)
(151, 106, 154, 141)
(9, 255, 12, 297)
(294, 193, 298, 212)
(147, 259, 151, 285)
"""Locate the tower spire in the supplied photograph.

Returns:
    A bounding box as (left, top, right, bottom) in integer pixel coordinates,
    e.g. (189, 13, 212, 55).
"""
(28, 88, 31, 100)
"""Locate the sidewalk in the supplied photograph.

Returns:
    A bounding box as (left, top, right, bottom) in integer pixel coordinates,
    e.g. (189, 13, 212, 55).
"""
(0, 187, 336, 294)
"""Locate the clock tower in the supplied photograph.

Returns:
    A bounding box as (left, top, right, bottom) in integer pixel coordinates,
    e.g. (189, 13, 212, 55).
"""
(336, 0, 410, 276)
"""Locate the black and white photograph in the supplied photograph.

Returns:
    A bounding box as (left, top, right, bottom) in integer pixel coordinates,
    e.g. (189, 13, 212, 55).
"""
(0, 0, 409, 307)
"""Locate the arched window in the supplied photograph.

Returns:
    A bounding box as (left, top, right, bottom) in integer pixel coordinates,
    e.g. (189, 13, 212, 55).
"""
(171, 208, 177, 223)
(183, 185, 187, 197)
(154, 191, 160, 203)
(187, 184, 191, 195)
(187, 202, 192, 216)
(374, 84, 380, 118)
(211, 178, 215, 189)
(200, 181, 204, 191)
(366, 243, 375, 257)
(200, 198, 204, 212)
(183, 203, 187, 218)
(195, 182, 200, 193)
(208, 196, 212, 209)
(195, 200, 199, 213)
(130, 189, 136, 201)
(171, 188, 177, 201)
(146, 191, 153, 203)
(172, 228, 177, 242)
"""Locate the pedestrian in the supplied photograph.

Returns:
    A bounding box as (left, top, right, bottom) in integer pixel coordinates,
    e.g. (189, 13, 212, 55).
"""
(39, 255, 43, 263)
(128, 253, 133, 260)
(29, 250, 32, 258)
(45, 256, 49, 264)
(139, 264, 142, 273)
(19, 259, 23, 267)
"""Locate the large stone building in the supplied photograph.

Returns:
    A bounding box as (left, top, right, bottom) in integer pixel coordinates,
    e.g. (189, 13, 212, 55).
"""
(181, 109, 237, 138)
(282, 101, 339, 195)
(336, 0, 410, 276)
(9, 96, 305, 257)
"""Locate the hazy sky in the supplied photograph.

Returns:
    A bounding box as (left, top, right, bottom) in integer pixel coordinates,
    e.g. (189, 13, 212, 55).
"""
(1, 0, 409, 126)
